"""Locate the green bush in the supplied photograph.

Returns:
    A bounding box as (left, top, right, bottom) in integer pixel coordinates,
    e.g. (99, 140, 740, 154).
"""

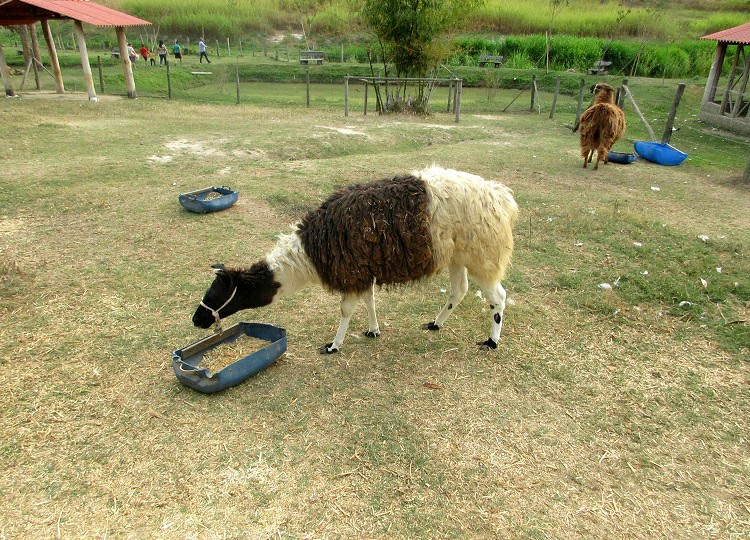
(454, 34, 717, 78)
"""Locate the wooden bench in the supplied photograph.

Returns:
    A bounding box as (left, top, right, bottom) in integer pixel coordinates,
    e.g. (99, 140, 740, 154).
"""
(478, 55, 505, 67)
(587, 60, 612, 75)
(299, 50, 325, 65)
(111, 49, 120, 59)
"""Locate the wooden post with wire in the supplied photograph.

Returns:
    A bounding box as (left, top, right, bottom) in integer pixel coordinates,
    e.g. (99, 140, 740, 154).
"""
(97, 55, 104, 93)
(306, 64, 310, 107)
(616, 78, 628, 109)
(549, 76, 560, 119)
(454, 78, 462, 123)
(662, 83, 686, 145)
(743, 157, 750, 184)
(166, 60, 172, 99)
(344, 76, 349, 117)
(573, 77, 586, 130)
(235, 64, 240, 104)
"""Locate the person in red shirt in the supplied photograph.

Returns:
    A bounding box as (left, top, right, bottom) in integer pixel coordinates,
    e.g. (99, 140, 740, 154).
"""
(140, 45, 151, 66)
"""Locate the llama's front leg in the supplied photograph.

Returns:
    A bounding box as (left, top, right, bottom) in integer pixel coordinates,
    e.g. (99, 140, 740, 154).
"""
(478, 283, 507, 351)
(320, 294, 358, 354)
(422, 265, 468, 331)
(361, 283, 380, 338)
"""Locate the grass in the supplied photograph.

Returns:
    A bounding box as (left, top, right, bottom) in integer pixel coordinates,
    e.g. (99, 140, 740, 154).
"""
(108, 0, 749, 39)
(0, 78, 749, 538)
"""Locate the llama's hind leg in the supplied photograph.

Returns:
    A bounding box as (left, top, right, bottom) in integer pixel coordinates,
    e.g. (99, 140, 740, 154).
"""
(478, 282, 507, 351)
(582, 149, 593, 168)
(422, 264, 468, 331)
(320, 294, 359, 354)
(362, 283, 380, 338)
(594, 147, 606, 170)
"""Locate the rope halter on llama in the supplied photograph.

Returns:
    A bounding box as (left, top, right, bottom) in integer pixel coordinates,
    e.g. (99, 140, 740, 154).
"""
(200, 286, 237, 332)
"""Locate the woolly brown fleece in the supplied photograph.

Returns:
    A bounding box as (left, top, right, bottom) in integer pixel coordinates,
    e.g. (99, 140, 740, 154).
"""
(297, 174, 436, 294)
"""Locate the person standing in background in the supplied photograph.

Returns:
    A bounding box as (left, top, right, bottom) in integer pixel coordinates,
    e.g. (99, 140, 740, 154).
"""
(127, 42, 138, 68)
(157, 40, 168, 65)
(139, 44, 150, 66)
(198, 38, 211, 64)
(173, 40, 182, 64)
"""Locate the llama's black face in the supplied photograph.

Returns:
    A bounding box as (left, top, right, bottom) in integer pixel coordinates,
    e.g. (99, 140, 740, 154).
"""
(192, 262, 281, 329)
(192, 264, 241, 329)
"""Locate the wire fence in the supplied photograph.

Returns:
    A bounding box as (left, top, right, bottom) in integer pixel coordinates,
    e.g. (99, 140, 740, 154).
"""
(6, 49, 749, 172)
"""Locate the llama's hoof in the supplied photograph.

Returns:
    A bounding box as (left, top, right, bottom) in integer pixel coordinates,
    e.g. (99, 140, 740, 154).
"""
(477, 338, 498, 351)
(319, 343, 339, 354)
(422, 322, 440, 331)
(363, 330, 380, 338)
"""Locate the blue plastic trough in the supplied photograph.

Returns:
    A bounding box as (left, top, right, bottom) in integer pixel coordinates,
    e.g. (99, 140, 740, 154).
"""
(634, 141, 688, 166)
(172, 322, 287, 393)
(607, 151, 638, 164)
(179, 186, 239, 213)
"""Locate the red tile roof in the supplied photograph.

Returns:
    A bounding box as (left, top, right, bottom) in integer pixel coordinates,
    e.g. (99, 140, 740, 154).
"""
(0, 0, 150, 27)
(701, 21, 750, 44)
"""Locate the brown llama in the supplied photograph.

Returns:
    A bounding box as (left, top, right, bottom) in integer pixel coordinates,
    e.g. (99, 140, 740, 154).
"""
(579, 82, 626, 170)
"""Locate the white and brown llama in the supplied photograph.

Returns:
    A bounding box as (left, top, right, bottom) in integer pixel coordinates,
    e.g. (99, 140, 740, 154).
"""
(192, 166, 519, 353)
(579, 82, 626, 170)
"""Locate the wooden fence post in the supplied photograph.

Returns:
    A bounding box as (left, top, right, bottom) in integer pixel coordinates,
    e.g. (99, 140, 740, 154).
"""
(166, 60, 172, 99)
(530, 74, 537, 112)
(306, 65, 310, 107)
(549, 76, 560, 119)
(344, 76, 349, 117)
(742, 157, 750, 184)
(97, 55, 104, 93)
(574, 77, 586, 127)
(454, 79, 462, 123)
(661, 83, 686, 144)
(235, 64, 240, 104)
(445, 79, 453, 112)
(364, 82, 368, 115)
(617, 78, 628, 109)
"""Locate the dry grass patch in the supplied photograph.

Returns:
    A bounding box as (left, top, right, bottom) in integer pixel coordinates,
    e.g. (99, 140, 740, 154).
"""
(0, 94, 748, 539)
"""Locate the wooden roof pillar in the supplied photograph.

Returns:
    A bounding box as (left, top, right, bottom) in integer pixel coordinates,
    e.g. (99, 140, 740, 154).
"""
(41, 19, 65, 93)
(730, 45, 749, 118)
(115, 26, 136, 98)
(73, 19, 97, 100)
(720, 44, 742, 114)
(0, 40, 17, 96)
(703, 42, 727, 105)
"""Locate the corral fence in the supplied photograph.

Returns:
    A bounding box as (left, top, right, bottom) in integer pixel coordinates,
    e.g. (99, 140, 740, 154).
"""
(344, 76, 464, 123)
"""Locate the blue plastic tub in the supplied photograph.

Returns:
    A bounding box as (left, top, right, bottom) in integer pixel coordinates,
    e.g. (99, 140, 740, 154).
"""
(172, 322, 287, 393)
(607, 151, 638, 164)
(179, 186, 238, 213)
(634, 141, 688, 166)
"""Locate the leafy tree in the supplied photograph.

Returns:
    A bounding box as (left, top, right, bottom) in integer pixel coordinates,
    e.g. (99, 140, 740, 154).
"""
(361, 0, 484, 113)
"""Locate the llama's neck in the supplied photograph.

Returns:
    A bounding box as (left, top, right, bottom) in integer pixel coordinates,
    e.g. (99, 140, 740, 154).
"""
(594, 94, 615, 105)
(265, 231, 320, 295)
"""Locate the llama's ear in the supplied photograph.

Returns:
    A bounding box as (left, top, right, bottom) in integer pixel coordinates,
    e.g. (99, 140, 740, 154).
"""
(211, 263, 226, 276)
(590, 84, 596, 93)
